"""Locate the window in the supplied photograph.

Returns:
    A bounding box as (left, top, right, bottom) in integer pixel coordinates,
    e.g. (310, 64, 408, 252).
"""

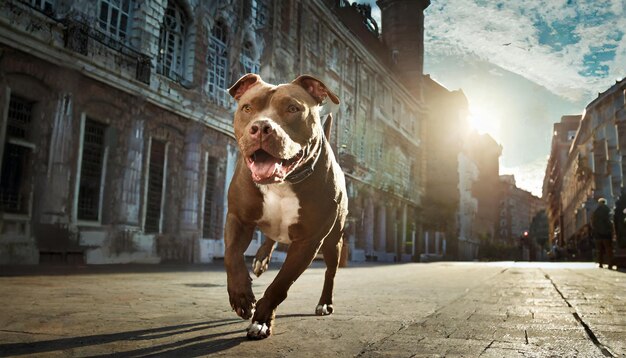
(392, 98, 402, 124)
(344, 48, 356, 84)
(202, 156, 219, 239)
(145, 139, 166, 233)
(97, 0, 134, 42)
(306, 19, 320, 53)
(157, 1, 187, 80)
(77, 119, 107, 221)
(383, 85, 392, 113)
(29, 0, 55, 13)
(567, 130, 576, 141)
(240, 41, 259, 74)
(361, 69, 371, 98)
(207, 20, 229, 107)
(0, 95, 34, 214)
(327, 40, 340, 72)
(5, 95, 33, 140)
(251, 0, 269, 27)
(391, 49, 399, 65)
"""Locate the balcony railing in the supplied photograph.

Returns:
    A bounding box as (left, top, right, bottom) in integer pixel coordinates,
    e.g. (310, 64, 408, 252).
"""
(61, 17, 153, 84)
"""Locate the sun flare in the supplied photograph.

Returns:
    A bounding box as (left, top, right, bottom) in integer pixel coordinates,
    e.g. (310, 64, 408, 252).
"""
(467, 105, 501, 143)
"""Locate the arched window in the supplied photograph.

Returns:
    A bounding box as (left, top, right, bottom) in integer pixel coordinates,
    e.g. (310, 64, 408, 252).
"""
(251, 0, 269, 27)
(207, 20, 229, 107)
(240, 41, 259, 74)
(97, 0, 134, 42)
(157, 1, 187, 80)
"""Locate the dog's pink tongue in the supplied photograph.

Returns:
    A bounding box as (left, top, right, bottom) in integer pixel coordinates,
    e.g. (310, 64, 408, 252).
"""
(250, 151, 282, 182)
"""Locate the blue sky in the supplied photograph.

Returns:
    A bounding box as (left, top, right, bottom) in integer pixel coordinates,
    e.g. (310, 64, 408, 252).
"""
(359, 0, 625, 196)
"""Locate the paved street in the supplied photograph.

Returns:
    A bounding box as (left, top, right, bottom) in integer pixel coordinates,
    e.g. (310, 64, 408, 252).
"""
(0, 261, 624, 357)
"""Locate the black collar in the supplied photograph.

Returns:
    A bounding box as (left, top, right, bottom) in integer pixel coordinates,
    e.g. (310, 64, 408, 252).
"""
(285, 135, 324, 184)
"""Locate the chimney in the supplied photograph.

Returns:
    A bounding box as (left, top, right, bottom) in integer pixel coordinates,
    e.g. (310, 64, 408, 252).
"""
(376, 0, 430, 96)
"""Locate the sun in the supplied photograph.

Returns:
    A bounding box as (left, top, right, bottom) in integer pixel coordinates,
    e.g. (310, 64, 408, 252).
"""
(467, 105, 501, 143)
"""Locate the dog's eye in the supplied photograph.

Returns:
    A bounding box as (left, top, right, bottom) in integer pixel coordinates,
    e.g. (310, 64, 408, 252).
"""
(287, 105, 300, 113)
(241, 104, 252, 113)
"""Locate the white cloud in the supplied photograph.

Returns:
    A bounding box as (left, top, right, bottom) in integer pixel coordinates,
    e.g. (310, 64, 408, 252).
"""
(424, 0, 625, 103)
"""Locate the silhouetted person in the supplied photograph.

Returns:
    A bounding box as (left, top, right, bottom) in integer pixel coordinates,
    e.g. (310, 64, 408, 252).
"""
(614, 189, 626, 249)
(578, 223, 593, 261)
(591, 198, 613, 268)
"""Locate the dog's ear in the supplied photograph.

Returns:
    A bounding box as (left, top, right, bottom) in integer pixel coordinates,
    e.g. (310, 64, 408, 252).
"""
(323, 114, 333, 140)
(229, 73, 260, 101)
(292, 75, 340, 105)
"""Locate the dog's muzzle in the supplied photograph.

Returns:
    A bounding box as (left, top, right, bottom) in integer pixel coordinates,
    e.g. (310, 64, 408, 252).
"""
(245, 148, 304, 184)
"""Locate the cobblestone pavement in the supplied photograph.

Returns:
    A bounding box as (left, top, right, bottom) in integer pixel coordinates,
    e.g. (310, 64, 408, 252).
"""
(0, 262, 623, 357)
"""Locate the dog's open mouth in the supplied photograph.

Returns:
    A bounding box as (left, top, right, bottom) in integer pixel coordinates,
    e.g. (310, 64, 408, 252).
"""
(246, 149, 304, 184)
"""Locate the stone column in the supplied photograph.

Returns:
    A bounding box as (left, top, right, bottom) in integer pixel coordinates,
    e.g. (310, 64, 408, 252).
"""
(179, 130, 202, 233)
(387, 206, 396, 256)
(40, 93, 74, 224)
(401, 204, 407, 258)
(365, 199, 375, 256)
(222, 142, 238, 233)
(377, 205, 387, 256)
(116, 119, 144, 226)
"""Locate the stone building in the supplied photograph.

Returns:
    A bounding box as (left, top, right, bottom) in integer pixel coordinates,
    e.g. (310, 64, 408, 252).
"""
(497, 175, 545, 246)
(457, 131, 501, 260)
(0, 0, 433, 264)
(420, 77, 469, 258)
(544, 78, 626, 247)
(470, 133, 502, 240)
(542, 115, 582, 246)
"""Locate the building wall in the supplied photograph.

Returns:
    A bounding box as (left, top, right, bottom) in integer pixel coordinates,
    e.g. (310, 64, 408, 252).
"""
(421, 78, 469, 255)
(466, 132, 501, 241)
(556, 78, 626, 244)
(543, 115, 581, 246)
(457, 151, 478, 260)
(497, 175, 544, 245)
(0, 0, 427, 264)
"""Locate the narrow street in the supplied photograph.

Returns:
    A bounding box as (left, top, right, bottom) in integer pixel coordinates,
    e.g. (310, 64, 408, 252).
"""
(0, 262, 623, 357)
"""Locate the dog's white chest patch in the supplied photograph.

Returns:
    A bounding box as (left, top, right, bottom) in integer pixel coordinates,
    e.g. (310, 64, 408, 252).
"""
(257, 183, 300, 244)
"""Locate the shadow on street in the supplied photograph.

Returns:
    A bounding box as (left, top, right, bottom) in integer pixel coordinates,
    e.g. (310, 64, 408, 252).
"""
(0, 319, 246, 357)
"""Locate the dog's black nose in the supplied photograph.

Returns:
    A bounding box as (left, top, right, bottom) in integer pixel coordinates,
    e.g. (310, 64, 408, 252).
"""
(249, 120, 273, 138)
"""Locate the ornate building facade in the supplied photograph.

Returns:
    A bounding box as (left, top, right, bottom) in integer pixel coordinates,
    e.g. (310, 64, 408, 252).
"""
(543, 115, 582, 246)
(544, 78, 626, 248)
(0, 0, 433, 264)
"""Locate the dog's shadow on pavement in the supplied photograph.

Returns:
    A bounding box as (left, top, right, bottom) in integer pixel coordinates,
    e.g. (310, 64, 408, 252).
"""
(0, 318, 248, 357)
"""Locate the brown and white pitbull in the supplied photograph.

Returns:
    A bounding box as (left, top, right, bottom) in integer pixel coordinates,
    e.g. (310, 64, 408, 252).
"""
(224, 73, 348, 339)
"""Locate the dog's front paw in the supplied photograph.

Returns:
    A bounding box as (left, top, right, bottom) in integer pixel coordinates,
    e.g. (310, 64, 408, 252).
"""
(246, 321, 271, 339)
(252, 257, 270, 277)
(229, 292, 256, 319)
(315, 304, 334, 316)
(227, 276, 256, 319)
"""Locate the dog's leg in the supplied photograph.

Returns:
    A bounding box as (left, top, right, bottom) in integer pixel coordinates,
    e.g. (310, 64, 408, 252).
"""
(252, 237, 276, 277)
(224, 212, 256, 320)
(316, 224, 343, 316)
(246, 239, 323, 339)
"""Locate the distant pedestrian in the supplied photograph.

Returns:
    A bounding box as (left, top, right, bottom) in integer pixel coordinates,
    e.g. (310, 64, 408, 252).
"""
(591, 198, 614, 268)
(614, 189, 626, 249)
